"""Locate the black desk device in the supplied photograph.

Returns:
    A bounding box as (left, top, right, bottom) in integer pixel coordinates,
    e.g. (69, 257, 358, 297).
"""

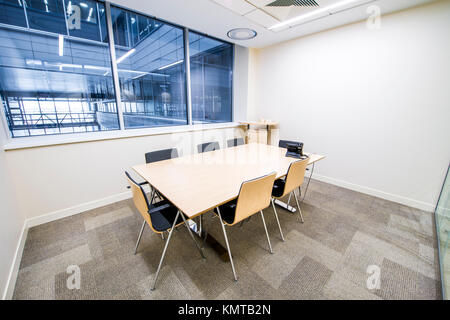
(285, 142, 308, 160)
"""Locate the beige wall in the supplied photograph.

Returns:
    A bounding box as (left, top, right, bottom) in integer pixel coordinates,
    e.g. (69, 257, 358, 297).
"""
(249, 0, 450, 211)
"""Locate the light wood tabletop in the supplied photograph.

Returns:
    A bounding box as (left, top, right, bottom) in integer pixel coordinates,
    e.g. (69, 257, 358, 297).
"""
(133, 143, 324, 219)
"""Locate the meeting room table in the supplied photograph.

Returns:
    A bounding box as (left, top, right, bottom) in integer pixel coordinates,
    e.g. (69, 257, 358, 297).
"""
(133, 143, 324, 261)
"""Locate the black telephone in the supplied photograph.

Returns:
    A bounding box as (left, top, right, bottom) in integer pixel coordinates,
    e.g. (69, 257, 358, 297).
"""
(286, 142, 307, 159)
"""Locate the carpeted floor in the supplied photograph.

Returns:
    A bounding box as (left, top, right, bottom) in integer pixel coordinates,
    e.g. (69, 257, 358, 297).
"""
(13, 179, 442, 300)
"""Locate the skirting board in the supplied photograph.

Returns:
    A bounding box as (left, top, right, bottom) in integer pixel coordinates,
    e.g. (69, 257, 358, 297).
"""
(312, 173, 435, 212)
(26, 191, 132, 228)
(2, 222, 27, 300)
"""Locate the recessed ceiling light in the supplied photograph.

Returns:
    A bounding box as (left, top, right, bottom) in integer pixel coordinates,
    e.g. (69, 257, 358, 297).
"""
(227, 28, 257, 40)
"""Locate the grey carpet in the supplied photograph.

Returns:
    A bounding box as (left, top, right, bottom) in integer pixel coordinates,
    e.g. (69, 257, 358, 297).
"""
(13, 179, 442, 300)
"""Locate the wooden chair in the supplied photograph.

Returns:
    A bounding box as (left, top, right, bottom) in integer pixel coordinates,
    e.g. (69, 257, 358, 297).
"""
(198, 141, 220, 153)
(129, 148, 179, 239)
(271, 158, 309, 241)
(227, 138, 244, 148)
(125, 171, 205, 290)
(205, 172, 278, 281)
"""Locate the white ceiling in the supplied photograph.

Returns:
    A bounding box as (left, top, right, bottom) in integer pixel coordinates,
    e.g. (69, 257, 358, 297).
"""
(109, 0, 437, 48)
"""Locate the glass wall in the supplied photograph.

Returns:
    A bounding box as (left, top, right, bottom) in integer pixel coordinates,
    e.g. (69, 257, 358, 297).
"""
(189, 31, 233, 124)
(110, 6, 187, 129)
(435, 165, 450, 300)
(0, 1, 233, 138)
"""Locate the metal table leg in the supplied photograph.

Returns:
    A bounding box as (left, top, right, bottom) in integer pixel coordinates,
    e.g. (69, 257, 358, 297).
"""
(188, 212, 230, 262)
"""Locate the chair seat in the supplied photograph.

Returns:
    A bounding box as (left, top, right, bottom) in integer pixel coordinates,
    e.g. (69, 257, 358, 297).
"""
(272, 178, 286, 198)
(149, 200, 184, 232)
(213, 199, 237, 224)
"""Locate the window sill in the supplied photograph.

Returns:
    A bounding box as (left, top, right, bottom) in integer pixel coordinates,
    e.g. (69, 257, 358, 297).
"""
(3, 122, 245, 151)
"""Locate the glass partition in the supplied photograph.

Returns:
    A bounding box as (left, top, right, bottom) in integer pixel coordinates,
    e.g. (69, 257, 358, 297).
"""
(435, 165, 450, 300)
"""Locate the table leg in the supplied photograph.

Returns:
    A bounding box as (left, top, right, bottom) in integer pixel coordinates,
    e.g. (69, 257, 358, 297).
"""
(188, 214, 230, 262)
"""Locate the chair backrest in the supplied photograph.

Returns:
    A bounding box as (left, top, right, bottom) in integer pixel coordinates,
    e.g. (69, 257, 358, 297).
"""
(279, 139, 301, 149)
(145, 148, 179, 163)
(125, 171, 152, 228)
(227, 138, 244, 148)
(231, 172, 276, 226)
(198, 141, 220, 153)
(283, 158, 309, 197)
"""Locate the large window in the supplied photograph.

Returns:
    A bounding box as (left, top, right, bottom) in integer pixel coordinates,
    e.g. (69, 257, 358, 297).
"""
(0, 1, 233, 139)
(0, 0, 118, 137)
(110, 6, 187, 129)
(189, 32, 233, 124)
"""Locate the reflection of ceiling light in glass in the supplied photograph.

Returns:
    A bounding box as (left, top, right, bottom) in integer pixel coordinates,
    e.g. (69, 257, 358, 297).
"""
(268, 0, 364, 30)
(80, 2, 88, 8)
(60, 63, 82, 68)
(58, 35, 64, 56)
(26, 59, 42, 66)
(131, 18, 136, 24)
(84, 65, 108, 71)
(58, 63, 82, 71)
(116, 48, 136, 64)
(87, 8, 93, 21)
(158, 60, 183, 70)
(227, 28, 257, 40)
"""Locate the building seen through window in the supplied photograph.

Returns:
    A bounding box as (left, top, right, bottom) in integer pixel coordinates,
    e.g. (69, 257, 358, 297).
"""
(0, 0, 234, 138)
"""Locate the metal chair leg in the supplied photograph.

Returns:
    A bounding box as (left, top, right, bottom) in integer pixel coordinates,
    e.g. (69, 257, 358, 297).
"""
(294, 189, 305, 223)
(134, 220, 146, 254)
(271, 198, 285, 242)
(260, 210, 273, 254)
(217, 207, 238, 281)
(180, 212, 206, 260)
(161, 232, 165, 240)
(287, 192, 292, 210)
(151, 211, 180, 291)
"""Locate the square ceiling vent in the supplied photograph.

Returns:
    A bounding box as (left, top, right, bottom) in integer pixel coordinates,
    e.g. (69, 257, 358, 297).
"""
(212, 0, 370, 32)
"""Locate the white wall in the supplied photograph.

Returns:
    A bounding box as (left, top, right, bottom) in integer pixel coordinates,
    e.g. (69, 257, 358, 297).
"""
(0, 126, 26, 299)
(5, 126, 245, 224)
(250, 0, 450, 211)
(234, 45, 250, 121)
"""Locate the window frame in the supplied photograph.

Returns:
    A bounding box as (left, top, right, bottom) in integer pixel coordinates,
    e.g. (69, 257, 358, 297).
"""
(0, 0, 235, 145)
